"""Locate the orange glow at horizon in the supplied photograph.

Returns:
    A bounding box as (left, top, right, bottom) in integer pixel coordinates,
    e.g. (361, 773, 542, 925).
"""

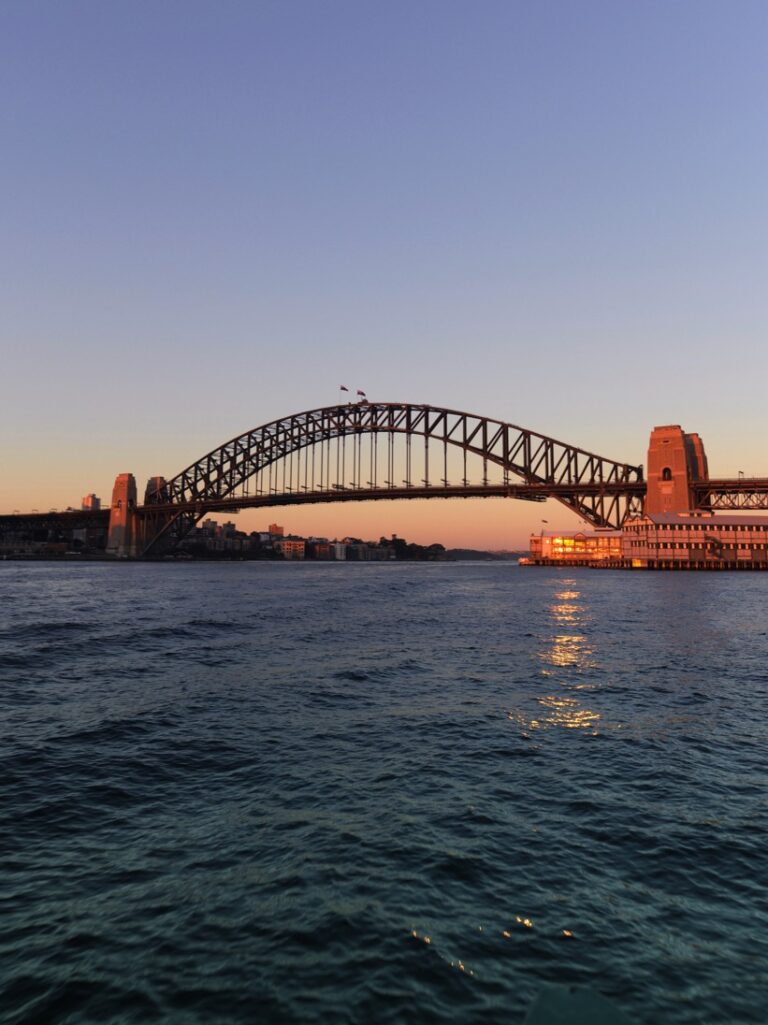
(0, 455, 605, 550)
(225, 497, 581, 551)
(3, 434, 598, 551)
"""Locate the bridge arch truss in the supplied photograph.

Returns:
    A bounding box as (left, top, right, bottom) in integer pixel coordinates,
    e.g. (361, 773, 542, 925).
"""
(141, 402, 644, 555)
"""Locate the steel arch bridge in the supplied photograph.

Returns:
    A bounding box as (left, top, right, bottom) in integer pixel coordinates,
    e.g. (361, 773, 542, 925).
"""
(138, 402, 645, 556)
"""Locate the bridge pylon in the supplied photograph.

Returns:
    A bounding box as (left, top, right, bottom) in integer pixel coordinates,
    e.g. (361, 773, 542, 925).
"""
(106, 473, 138, 558)
(645, 426, 709, 515)
(136, 476, 179, 558)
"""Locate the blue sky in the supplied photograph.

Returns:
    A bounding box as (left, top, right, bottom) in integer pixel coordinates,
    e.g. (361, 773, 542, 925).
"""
(2, 1, 766, 545)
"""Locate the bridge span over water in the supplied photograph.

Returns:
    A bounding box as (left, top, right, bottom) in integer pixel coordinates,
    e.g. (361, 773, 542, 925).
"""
(3, 402, 768, 558)
(128, 402, 646, 557)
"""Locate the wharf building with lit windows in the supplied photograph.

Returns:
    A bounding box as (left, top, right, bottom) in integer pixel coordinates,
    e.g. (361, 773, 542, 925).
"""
(527, 425, 768, 570)
(529, 530, 622, 565)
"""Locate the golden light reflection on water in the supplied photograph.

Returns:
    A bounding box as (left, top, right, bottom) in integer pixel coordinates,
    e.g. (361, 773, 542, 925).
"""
(545, 633, 595, 668)
(539, 583, 597, 672)
(508, 695, 601, 732)
(408, 917, 576, 979)
(550, 601, 581, 624)
(409, 930, 475, 976)
(537, 695, 600, 730)
(511, 581, 602, 732)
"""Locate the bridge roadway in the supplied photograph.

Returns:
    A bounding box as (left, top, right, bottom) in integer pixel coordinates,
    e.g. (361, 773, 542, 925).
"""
(138, 478, 768, 516)
(137, 480, 642, 517)
(0, 509, 110, 531)
(4, 478, 768, 532)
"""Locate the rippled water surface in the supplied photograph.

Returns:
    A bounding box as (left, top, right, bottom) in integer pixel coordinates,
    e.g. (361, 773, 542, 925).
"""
(2, 561, 768, 1024)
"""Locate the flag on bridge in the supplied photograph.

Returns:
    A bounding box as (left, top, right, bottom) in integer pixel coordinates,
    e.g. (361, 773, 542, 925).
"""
(357, 389, 366, 397)
(339, 385, 349, 392)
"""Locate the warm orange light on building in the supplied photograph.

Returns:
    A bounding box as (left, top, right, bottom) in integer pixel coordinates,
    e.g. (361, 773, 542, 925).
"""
(529, 530, 622, 564)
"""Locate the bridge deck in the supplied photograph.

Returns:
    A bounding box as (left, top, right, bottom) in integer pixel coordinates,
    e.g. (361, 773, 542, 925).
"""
(136, 481, 645, 517)
(4, 478, 768, 527)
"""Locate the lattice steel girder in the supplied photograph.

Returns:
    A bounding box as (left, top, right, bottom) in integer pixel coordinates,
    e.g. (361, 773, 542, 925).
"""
(155, 403, 643, 502)
(694, 483, 768, 510)
(141, 402, 645, 554)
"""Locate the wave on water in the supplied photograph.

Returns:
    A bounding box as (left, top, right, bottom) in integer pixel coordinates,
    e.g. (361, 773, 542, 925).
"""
(2, 562, 768, 1024)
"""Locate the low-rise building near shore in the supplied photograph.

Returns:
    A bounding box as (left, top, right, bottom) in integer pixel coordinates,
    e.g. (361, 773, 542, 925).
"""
(529, 515, 768, 570)
(274, 538, 306, 560)
(623, 513, 768, 569)
(529, 530, 622, 565)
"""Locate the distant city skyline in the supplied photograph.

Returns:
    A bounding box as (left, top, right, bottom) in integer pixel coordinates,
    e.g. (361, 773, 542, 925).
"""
(2, 1, 766, 547)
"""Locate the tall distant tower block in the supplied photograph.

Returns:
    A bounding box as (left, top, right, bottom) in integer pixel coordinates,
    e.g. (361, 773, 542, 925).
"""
(106, 473, 138, 557)
(645, 425, 709, 515)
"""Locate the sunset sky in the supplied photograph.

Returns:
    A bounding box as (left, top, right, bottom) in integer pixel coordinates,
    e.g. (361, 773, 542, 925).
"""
(2, 1, 766, 548)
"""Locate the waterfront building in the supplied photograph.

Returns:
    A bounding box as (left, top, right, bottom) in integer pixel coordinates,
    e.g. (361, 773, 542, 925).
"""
(529, 530, 622, 565)
(344, 542, 371, 561)
(623, 513, 768, 569)
(81, 493, 101, 511)
(274, 538, 305, 559)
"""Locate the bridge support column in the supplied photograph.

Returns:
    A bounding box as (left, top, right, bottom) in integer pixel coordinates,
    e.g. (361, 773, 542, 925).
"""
(106, 473, 138, 557)
(144, 476, 168, 503)
(645, 425, 709, 515)
(138, 476, 177, 558)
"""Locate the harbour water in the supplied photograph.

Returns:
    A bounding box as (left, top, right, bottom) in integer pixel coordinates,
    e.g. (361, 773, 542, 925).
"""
(2, 561, 767, 1023)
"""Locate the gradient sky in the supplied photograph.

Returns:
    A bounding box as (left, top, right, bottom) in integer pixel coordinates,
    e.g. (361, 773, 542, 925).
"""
(2, 1, 766, 547)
